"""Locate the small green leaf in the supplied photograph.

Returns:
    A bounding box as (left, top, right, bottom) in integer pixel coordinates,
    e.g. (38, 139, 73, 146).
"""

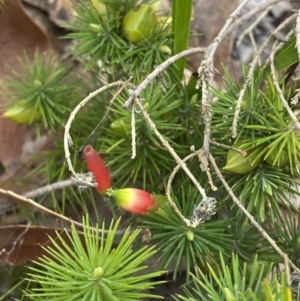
(260, 37, 299, 78)
(172, 0, 193, 79)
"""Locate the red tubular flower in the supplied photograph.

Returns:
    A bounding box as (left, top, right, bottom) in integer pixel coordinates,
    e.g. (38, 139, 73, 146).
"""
(84, 145, 111, 194)
(108, 188, 156, 215)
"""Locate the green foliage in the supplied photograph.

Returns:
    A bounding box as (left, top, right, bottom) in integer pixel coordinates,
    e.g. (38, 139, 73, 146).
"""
(243, 76, 300, 174)
(3, 0, 300, 300)
(24, 217, 165, 301)
(142, 186, 232, 280)
(101, 79, 187, 190)
(4, 51, 78, 130)
(210, 66, 300, 221)
(211, 66, 266, 141)
(262, 36, 299, 77)
(226, 165, 300, 221)
(65, 0, 172, 73)
(175, 253, 295, 301)
(0, 267, 26, 301)
(273, 215, 300, 268)
(226, 210, 276, 261)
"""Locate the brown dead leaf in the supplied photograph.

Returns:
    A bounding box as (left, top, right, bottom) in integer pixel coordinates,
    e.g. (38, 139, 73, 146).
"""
(0, 0, 51, 164)
(0, 0, 54, 223)
(0, 224, 85, 266)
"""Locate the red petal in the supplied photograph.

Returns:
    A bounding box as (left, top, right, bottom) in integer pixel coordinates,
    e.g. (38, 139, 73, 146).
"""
(84, 145, 111, 194)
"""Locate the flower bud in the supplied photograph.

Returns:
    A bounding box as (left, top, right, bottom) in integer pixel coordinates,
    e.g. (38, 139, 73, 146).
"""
(144, 102, 150, 112)
(223, 141, 262, 174)
(4, 104, 41, 125)
(84, 145, 111, 194)
(158, 45, 172, 54)
(93, 267, 104, 278)
(122, 5, 158, 43)
(186, 230, 194, 241)
(158, 15, 172, 31)
(89, 23, 102, 33)
(110, 119, 131, 138)
(89, 0, 107, 19)
(224, 288, 237, 301)
(265, 148, 288, 167)
(264, 182, 273, 196)
(234, 100, 249, 111)
(108, 188, 156, 215)
(34, 79, 42, 88)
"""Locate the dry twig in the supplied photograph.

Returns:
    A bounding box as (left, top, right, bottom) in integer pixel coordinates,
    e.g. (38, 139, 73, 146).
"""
(123, 47, 205, 109)
(0, 188, 125, 234)
(64, 79, 134, 189)
(231, 13, 296, 138)
(166, 149, 214, 227)
(132, 96, 209, 227)
(197, 0, 252, 163)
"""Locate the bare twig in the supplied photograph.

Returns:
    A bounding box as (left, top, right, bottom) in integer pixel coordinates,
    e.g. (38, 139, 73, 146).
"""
(236, 8, 270, 47)
(131, 96, 208, 227)
(0, 189, 122, 234)
(0, 179, 77, 215)
(123, 47, 206, 109)
(0, 188, 126, 235)
(209, 154, 300, 275)
(197, 0, 252, 163)
(206, 0, 252, 64)
(226, 0, 286, 39)
(196, 150, 217, 191)
(250, 31, 263, 65)
(23, 179, 77, 199)
(166, 149, 205, 227)
(210, 140, 247, 156)
(64, 79, 134, 188)
(131, 105, 136, 159)
(231, 13, 297, 138)
(285, 255, 291, 287)
(166, 148, 218, 227)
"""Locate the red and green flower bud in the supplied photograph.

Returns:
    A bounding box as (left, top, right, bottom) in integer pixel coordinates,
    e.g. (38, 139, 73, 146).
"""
(122, 5, 158, 43)
(108, 188, 156, 215)
(84, 145, 111, 194)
